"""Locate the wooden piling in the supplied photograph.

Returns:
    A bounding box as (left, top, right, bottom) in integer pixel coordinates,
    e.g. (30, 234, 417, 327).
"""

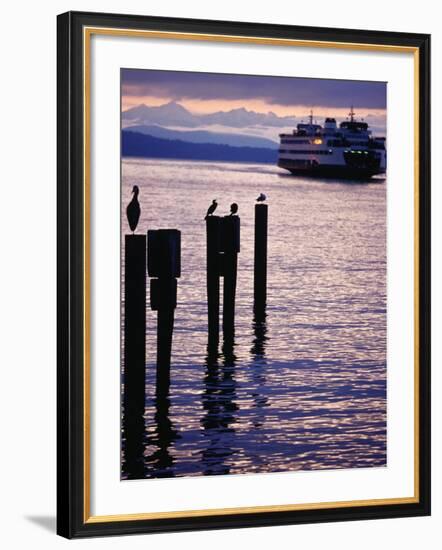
(148, 230, 180, 397)
(151, 278, 177, 397)
(123, 235, 147, 422)
(123, 234, 147, 476)
(221, 216, 240, 343)
(206, 216, 221, 350)
(254, 204, 268, 319)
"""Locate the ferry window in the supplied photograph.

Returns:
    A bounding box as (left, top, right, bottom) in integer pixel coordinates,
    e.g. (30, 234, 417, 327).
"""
(279, 149, 332, 155)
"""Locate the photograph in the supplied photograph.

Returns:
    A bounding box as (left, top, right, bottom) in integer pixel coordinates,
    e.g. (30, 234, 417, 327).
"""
(120, 68, 388, 481)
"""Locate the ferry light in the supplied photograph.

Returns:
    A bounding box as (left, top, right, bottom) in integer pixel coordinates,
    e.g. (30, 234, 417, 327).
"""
(313, 138, 323, 145)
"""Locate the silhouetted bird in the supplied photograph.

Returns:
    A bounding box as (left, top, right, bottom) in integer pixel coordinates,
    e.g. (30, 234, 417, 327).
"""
(126, 185, 140, 233)
(229, 203, 239, 216)
(256, 193, 267, 202)
(204, 199, 218, 220)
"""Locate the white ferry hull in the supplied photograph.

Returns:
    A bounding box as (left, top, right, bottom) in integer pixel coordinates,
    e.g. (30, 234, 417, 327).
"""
(278, 157, 385, 179)
(277, 110, 386, 180)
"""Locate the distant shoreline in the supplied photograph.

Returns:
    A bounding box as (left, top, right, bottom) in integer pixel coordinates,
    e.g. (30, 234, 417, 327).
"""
(122, 130, 277, 165)
(121, 155, 276, 167)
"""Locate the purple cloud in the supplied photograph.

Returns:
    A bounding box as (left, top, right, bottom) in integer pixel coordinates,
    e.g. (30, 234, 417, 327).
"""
(122, 68, 386, 109)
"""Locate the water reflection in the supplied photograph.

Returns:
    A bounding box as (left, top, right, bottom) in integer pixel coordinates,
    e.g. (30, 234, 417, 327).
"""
(250, 313, 269, 427)
(144, 396, 180, 478)
(200, 342, 239, 476)
(122, 389, 181, 479)
(251, 312, 268, 360)
(121, 404, 146, 480)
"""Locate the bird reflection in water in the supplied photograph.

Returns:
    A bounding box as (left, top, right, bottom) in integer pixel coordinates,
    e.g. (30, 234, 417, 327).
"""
(200, 340, 239, 476)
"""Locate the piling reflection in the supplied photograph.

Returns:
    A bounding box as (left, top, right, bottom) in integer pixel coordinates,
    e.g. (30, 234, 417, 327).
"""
(122, 403, 146, 480)
(144, 395, 180, 478)
(251, 312, 269, 360)
(200, 341, 238, 476)
(250, 313, 269, 425)
(122, 388, 181, 479)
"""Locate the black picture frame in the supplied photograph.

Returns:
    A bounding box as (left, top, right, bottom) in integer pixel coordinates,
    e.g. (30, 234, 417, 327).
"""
(57, 10, 431, 539)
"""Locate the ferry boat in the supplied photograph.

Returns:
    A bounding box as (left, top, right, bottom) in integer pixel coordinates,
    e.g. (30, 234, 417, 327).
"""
(277, 107, 386, 179)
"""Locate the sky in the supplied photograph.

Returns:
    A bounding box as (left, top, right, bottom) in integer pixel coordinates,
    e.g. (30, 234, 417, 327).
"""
(121, 69, 387, 139)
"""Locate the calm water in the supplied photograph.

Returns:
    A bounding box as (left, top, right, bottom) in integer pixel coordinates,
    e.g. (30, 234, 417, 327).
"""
(121, 158, 387, 479)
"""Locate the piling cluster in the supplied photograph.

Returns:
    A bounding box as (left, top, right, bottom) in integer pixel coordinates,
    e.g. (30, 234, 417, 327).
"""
(122, 201, 268, 471)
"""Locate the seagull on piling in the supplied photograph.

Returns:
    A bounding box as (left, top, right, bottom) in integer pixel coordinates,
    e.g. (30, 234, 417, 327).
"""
(204, 199, 218, 220)
(256, 193, 267, 202)
(126, 185, 140, 234)
(229, 203, 239, 216)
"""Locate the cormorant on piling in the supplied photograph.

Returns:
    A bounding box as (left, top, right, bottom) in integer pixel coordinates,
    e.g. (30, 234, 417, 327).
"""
(126, 185, 140, 233)
(204, 199, 218, 220)
(229, 203, 239, 216)
(256, 193, 267, 202)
